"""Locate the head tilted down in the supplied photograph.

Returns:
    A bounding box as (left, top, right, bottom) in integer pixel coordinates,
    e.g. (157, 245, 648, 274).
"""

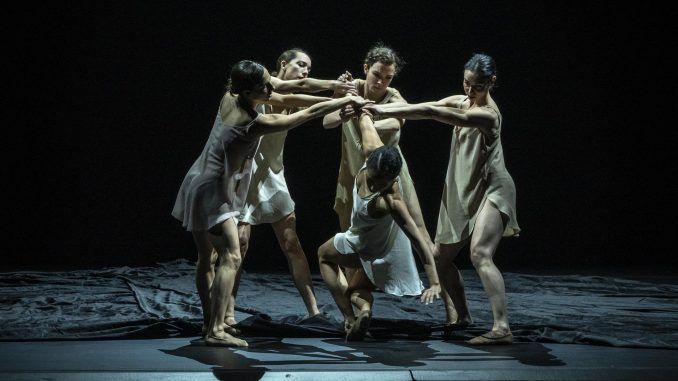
(365, 145, 402, 193)
(226, 60, 273, 102)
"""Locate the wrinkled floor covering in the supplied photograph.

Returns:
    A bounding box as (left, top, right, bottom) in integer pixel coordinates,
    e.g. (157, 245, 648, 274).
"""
(1, 259, 677, 349)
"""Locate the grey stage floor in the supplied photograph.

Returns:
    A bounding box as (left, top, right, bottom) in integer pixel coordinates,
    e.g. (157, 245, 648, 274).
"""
(2, 260, 677, 380)
(1, 337, 677, 380)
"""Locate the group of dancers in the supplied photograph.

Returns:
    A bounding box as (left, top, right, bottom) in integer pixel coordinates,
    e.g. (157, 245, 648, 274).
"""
(171, 43, 520, 348)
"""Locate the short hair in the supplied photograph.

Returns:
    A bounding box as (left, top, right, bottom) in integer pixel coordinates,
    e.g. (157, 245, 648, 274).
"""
(464, 53, 497, 90)
(226, 60, 265, 95)
(366, 145, 402, 180)
(272, 48, 311, 77)
(364, 42, 405, 75)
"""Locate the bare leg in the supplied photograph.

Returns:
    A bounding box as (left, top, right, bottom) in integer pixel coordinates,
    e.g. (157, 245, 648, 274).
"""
(347, 268, 375, 313)
(317, 238, 362, 325)
(436, 241, 472, 325)
(272, 212, 320, 316)
(218, 223, 250, 334)
(192, 232, 217, 331)
(204, 218, 248, 347)
(467, 201, 511, 343)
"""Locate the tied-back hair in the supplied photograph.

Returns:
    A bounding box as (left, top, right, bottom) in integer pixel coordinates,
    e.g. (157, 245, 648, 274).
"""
(366, 145, 402, 180)
(364, 42, 405, 75)
(272, 48, 310, 77)
(226, 60, 265, 95)
(464, 53, 498, 91)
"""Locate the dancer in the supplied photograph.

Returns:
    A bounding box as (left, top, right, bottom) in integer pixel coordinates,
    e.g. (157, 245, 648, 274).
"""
(323, 43, 435, 277)
(317, 111, 441, 341)
(224, 48, 356, 326)
(172, 60, 370, 347)
(365, 52, 520, 345)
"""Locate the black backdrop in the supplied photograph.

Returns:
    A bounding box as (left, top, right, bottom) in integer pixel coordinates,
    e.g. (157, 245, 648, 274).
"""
(9, 2, 674, 273)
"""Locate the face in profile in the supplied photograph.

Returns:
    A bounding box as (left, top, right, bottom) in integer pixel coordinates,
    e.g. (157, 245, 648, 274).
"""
(281, 53, 311, 80)
(363, 61, 395, 98)
(250, 68, 273, 101)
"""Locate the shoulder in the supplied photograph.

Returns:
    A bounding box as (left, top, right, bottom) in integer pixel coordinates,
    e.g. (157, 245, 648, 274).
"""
(386, 87, 406, 103)
(439, 94, 466, 107)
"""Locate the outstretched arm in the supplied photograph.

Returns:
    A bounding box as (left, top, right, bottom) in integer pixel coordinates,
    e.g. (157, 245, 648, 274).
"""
(365, 95, 495, 129)
(266, 92, 332, 108)
(270, 76, 355, 95)
(384, 190, 441, 304)
(251, 96, 372, 137)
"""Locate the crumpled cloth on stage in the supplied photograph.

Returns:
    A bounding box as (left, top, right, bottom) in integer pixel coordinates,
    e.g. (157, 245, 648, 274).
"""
(1, 259, 677, 349)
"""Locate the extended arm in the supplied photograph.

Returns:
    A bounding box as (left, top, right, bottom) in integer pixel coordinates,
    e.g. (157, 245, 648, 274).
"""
(366, 97, 495, 130)
(270, 76, 355, 95)
(385, 191, 441, 304)
(251, 96, 372, 136)
(266, 92, 332, 108)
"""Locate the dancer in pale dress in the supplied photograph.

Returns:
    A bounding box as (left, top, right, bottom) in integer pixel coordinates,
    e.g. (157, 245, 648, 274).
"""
(317, 111, 441, 341)
(172, 60, 370, 347)
(365, 53, 520, 345)
(323, 43, 436, 284)
(217, 49, 357, 329)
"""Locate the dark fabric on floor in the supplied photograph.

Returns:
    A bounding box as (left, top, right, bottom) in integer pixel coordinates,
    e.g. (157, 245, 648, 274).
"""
(1, 259, 677, 349)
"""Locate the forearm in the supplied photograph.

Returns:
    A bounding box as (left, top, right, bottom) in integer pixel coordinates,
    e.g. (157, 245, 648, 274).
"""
(302, 97, 353, 121)
(377, 104, 437, 120)
(275, 78, 340, 94)
(373, 117, 402, 132)
(279, 94, 332, 108)
(322, 110, 344, 129)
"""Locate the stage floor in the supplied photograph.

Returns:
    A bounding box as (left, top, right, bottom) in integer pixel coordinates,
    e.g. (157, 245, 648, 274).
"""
(2, 260, 677, 380)
(2, 337, 678, 380)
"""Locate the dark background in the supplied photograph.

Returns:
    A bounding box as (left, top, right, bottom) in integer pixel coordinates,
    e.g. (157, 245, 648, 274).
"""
(8, 2, 675, 274)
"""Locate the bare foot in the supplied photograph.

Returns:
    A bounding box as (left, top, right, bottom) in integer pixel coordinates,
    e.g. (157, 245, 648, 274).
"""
(466, 330, 513, 345)
(205, 332, 248, 347)
(346, 310, 371, 341)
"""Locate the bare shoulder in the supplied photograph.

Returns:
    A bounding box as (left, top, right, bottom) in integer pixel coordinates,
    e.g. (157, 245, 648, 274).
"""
(368, 195, 390, 218)
(439, 94, 467, 107)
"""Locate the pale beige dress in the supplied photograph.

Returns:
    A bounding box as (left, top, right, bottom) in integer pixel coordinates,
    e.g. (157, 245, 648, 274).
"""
(435, 99, 520, 243)
(334, 79, 417, 227)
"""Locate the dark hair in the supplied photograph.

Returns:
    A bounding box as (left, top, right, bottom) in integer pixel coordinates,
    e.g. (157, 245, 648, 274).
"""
(464, 53, 497, 90)
(226, 60, 265, 95)
(364, 42, 405, 75)
(366, 145, 402, 180)
(272, 48, 310, 77)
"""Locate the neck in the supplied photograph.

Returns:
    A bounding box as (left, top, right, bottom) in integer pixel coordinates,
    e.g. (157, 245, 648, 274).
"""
(237, 95, 258, 117)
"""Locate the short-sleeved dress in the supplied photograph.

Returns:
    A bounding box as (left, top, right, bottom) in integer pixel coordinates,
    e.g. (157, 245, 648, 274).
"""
(240, 105, 295, 225)
(334, 79, 416, 228)
(435, 99, 520, 244)
(172, 102, 261, 232)
(333, 165, 424, 296)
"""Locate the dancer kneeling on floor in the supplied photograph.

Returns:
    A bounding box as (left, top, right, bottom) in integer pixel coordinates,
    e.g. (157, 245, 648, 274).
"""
(317, 111, 441, 341)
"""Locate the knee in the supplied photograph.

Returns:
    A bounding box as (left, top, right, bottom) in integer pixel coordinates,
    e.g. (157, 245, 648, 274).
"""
(217, 251, 242, 270)
(469, 247, 493, 268)
(239, 235, 250, 255)
(281, 234, 303, 256)
(317, 246, 327, 262)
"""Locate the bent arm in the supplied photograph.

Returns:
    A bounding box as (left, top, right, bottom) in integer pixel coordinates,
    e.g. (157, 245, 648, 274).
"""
(385, 191, 440, 287)
(322, 109, 343, 129)
(267, 92, 332, 108)
(251, 96, 366, 136)
(270, 77, 349, 94)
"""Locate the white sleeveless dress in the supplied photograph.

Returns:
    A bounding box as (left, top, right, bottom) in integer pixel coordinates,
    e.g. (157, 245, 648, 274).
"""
(333, 165, 424, 296)
(240, 105, 295, 224)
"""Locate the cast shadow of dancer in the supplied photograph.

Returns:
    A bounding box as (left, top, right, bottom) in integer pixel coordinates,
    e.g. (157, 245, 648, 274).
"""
(439, 326, 565, 367)
(161, 337, 441, 380)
